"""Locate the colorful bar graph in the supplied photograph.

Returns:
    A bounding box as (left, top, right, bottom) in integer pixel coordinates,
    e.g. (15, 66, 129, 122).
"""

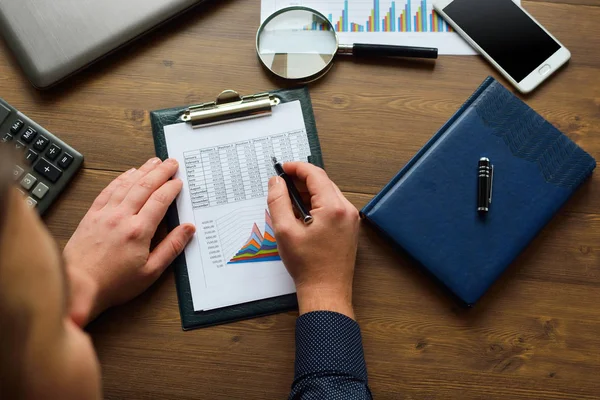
(381, 1, 396, 32)
(375, 0, 379, 32)
(422, 0, 427, 32)
(407, 1, 412, 31)
(305, 1, 452, 33)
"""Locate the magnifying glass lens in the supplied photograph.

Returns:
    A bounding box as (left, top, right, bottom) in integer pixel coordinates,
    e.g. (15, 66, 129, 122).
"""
(257, 9, 337, 80)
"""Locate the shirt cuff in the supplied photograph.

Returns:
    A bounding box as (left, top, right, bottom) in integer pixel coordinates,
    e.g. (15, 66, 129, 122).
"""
(294, 311, 368, 382)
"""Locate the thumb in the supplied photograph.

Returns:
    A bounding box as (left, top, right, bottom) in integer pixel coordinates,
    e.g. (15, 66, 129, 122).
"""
(67, 267, 99, 327)
(145, 223, 196, 278)
(267, 176, 300, 235)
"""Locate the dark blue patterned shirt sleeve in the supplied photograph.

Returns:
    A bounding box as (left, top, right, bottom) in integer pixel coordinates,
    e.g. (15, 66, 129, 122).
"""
(289, 311, 372, 400)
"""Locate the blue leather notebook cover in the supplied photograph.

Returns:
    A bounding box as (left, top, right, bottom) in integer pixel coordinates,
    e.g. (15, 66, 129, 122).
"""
(361, 77, 596, 306)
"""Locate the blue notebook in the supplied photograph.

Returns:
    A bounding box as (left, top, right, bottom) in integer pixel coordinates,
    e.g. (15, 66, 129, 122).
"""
(361, 77, 596, 306)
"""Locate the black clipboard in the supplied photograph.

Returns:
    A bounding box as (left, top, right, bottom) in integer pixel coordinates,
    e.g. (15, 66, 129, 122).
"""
(150, 87, 324, 330)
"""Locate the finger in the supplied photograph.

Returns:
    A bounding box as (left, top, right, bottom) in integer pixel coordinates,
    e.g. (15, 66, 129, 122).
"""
(300, 192, 311, 207)
(291, 177, 308, 194)
(108, 157, 162, 206)
(137, 179, 183, 229)
(283, 162, 340, 209)
(122, 158, 179, 213)
(145, 224, 196, 279)
(331, 181, 359, 217)
(91, 168, 136, 211)
(66, 267, 98, 328)
(275, 177, 310, 211)
(267, 176, 302, 236)
(331, 181, 351, 205)
(292, 178, 310, 209)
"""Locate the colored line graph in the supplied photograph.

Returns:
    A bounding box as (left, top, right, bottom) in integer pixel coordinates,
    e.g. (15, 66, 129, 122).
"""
(215, 207, 268, 263)
(228, 210, 281, 264)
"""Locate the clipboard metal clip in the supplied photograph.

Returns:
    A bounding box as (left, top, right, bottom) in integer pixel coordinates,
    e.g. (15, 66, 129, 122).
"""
(182, 90, 281, 128)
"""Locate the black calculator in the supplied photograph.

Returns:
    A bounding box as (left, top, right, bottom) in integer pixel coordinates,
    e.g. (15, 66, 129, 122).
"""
(0, 98, 83, 215)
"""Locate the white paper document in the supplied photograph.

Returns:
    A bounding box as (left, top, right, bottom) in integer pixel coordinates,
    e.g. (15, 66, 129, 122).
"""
(261, 0, 520, 55)
(165, 101, 311, 311)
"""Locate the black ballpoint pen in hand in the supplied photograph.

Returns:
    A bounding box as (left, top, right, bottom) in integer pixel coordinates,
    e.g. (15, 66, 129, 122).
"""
(272, 157, 314, 225)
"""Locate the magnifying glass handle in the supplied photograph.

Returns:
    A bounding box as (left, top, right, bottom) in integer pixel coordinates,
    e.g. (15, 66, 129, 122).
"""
(348, 44, 438, 59)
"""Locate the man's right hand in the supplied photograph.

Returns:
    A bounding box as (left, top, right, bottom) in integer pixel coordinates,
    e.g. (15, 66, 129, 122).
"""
(267, 162, 360, 319)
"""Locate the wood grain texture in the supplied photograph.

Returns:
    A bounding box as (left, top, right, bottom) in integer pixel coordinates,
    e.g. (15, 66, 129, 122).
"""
(528, 0, 600, 6)
(2, 0, 599, 399)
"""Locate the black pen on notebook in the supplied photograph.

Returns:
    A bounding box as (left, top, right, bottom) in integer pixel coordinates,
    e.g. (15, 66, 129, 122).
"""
(272, 157, 313, 225)
(477, 157, 493, 214)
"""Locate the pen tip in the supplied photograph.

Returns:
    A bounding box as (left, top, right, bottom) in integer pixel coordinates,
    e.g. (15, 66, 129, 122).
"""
(272, 156, 278, 164)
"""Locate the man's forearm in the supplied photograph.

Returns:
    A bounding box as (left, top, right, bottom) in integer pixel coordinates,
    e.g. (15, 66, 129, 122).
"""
(296, 285, 355, 319)
(289, 311, 372, 400)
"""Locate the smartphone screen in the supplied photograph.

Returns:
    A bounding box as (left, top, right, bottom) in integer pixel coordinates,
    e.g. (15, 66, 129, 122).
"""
(443, 0, 561, 82)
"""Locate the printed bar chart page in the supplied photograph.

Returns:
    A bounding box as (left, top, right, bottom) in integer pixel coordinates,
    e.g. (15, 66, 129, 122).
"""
(165, 101, 311, 311)
(261, 0, 520, 55)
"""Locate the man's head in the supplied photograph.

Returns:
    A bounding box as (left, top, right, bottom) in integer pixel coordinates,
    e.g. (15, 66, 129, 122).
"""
(0, 148, 102, 399)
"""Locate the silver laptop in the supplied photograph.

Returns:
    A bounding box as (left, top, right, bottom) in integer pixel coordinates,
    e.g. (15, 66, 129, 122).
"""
(0, 0, 203, 88)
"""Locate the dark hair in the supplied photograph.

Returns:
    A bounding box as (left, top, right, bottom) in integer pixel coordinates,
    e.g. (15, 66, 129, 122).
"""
(0, 147, 11, 234)
(0, 147, 28, 398)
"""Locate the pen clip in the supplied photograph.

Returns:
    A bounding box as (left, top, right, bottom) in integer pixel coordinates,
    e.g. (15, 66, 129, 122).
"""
(488, 164, 494, 204)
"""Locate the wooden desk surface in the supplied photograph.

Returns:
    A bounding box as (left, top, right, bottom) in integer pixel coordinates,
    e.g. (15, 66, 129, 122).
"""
(1, 0, 599, 398)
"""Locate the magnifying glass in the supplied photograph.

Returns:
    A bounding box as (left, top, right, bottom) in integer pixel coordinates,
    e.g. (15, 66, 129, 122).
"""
(256, 6, 438, 82)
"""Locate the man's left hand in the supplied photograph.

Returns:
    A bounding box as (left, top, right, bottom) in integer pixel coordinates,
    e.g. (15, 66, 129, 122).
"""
(63, 157, 195, 326)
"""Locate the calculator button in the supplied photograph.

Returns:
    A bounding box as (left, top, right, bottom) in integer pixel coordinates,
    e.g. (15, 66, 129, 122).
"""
(14, 140, 26, 151)
(20, 173, 37, 190)
(34, 158, 62, 183)
(21, 127, 37, 143)
(11, 119, 24, 134)
(0, 103, 10, 125)
(1, 133, 12, 143)
(33, 136, 49, 151)
(24, 149, 38, 165)
(32, 182, 49, 199)
(25, 197, 38, 209)
(58, 153, 74, 169)
(13, 165, 25, 181)
(46, 144, 61, 160)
